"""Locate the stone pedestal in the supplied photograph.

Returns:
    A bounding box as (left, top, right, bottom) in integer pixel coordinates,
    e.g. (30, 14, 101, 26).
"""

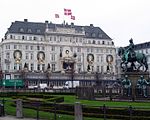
(74, 102, 83, 120)
(16, 99, 23, 118)
(121, 71, 149, 100)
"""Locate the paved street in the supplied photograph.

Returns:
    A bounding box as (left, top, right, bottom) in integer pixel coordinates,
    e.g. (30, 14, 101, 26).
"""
(0, 116, 42, 120)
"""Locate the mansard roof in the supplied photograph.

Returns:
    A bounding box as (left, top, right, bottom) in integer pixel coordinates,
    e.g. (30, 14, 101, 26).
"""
(6, 20, 112, 39)
(134, 42, 150, 50)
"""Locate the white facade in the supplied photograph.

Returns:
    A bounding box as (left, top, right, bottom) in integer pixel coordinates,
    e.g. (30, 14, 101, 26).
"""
(0, 20, 116, 79)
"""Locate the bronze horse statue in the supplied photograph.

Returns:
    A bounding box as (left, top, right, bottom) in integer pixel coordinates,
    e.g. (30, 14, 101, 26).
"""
(118, 47, 148, 72)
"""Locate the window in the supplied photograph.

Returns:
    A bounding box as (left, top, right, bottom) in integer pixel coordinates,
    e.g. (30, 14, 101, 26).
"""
(101, 66, 103, 73)
(33, 36, 37, 40)
(19, 45, 22, 49)
(6, 52, 10, 59)
(106, 49, 108, 53)
(52, 54, 55, 61)
(30, 53, 33, 60)
(146, 49, 148, 54)
(79, 38, 82, 43)
(37, 64, 40, 71)
(25, 63, 29, 69)
(10, 35, 13, 39)
(102, 41, 105, 45)
(88, 40, 91, 44)
(87, 48, 90, 52)
(18, 36, 21, 40)
(60, 37, 62, 42)
(77, 47, 81, 52)
(96, 48, 99, 53)
(6, 45, 10, 49)
(92, 33, 96, 37)
(78, 55, 81, 62)
(76, 38, 78, 43)
(42, 64, 45, 71)
(14, 63, 17, 70)
(52, 64, 55, 71)
(25, 53, 29, 59)
(97, 66, 100, 72)
(54, 37, 56, 41)
(112, 41, 114, 45)
(97, 55, 99, 62)
(19, 28, 24, 32)
(36, 29, 41, 33)
(30, 46, 33, 50)
(70, 47, 73, 52)
(19, 64, 22, 70)
(99, 34, 102, 38)
(31, 63, 34, 71)
(93, 40, 95, 44)
(29, 37, 32, 40)
(22, 36, 25, 40)
(101, 56, 103, 62)
(51, 46, 55, 51)
(78, 65, 81, 72)
(25, 45, 28, 50)
(28, 29, 32, 33)
(49, 37, 52, 41)
(42, 46, 45, 50)
(14, 45, 17, 49)
(6, 64, 10, 71)
(110, 50, 112, 53)
(37, 46, 40, 50)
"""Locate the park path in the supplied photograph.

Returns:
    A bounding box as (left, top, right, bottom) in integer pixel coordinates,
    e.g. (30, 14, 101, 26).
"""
(0, 115, 43, 120)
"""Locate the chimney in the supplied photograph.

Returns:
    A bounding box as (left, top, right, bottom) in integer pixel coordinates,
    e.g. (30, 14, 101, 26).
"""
(90, 24, 93, 27)
(71, 22, 74, 27)
(24, 19, 28, 22)
(45, 20, 49, 23)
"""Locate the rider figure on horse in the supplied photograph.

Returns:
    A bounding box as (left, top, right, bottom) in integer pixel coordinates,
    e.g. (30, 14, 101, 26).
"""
(125, 38, 136, 63)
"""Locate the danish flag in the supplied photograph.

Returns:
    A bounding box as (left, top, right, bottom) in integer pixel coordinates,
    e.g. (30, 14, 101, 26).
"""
(64, 8, 72, 15)
(71, 15, 75, 20)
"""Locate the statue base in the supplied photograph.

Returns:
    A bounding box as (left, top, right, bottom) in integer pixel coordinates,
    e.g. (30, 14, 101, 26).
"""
(121, 71, 149, 84)
(121, 71, 149, 101)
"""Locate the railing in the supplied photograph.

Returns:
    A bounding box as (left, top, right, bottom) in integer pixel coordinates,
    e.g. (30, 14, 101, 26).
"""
(0, 99, 150, 120)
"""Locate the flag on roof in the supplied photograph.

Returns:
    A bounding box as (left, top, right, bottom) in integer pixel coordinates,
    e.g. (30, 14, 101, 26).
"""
(55, 14, 59, 18)
(64, 8, 72, 15)
(71, 15, 75, 20)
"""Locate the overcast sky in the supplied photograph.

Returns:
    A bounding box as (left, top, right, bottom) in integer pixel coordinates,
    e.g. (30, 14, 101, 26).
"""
(0, 0, 150, 46)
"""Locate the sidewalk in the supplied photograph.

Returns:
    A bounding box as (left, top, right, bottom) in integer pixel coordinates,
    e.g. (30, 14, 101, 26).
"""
(0, 116, 41, 120)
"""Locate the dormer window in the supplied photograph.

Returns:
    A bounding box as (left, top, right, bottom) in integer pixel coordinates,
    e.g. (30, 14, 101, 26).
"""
(19, 28, 24, 33)
(27, 29, 32, 33)
(36, 29, 41, 33)
(85, 32, 89, 37)
(99, 34, 103, 38)
(92, 33, 96, 37)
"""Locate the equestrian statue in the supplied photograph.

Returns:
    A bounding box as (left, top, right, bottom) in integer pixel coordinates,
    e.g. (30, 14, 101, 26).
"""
(118, 38, 148, 72)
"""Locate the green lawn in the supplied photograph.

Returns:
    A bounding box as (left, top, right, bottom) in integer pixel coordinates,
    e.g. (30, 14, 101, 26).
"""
(62, 95, 150, 109)
(2, 97, 110, 120)
(1, 95, 150, 120)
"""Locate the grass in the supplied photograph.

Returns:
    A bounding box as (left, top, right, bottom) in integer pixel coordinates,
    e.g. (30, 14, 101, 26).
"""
(62, 95, 150, 109)
(2, 97, 108, 120)
(1, 94, 150, 120)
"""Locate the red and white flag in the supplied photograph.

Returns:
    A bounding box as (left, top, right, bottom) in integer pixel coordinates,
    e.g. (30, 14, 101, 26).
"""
(55, 14, 59, 18)
(71, 15, 75, 20)
(64, 8, 72, 15)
